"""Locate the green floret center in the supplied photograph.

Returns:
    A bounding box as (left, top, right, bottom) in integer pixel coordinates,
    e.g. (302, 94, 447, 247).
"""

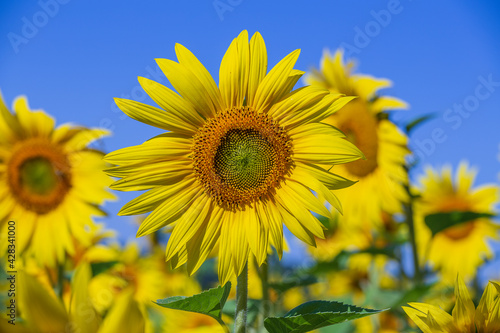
(20, 157, 58, 195)
(215, 129, 275, 190)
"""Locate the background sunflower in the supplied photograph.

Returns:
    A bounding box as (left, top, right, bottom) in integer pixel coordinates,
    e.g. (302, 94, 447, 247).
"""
(0, 93, 115, 267)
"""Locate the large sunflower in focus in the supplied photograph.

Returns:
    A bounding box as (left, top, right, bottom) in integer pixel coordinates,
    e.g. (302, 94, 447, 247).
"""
(306, 49, 409, 227)
(0, 93, 114, 267)
(105, 30, 364, 285)
(414, 162, 499, 283)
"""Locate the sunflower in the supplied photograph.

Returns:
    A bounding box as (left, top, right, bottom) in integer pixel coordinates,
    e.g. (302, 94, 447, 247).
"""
(88, 243, 200, 332)
(0, 92, 115, 267)
(414, 162, 499, 283)
(306, 49, 409, 228)
(403, 276, 500, 333)
(105, 30, 364, 285)
(16, 263, 145, 333)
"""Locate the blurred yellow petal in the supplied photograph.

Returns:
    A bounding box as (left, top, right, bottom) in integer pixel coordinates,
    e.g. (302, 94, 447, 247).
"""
(18, 271, 69, 332)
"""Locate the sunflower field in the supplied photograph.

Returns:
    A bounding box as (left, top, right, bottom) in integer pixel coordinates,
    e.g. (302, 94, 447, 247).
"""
(1, 1, 499, 332)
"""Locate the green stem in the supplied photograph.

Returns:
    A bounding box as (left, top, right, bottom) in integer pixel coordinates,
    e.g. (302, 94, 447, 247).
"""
(56, 264, 65, 299)
(404, 183, 421, 284)
(234, 262, 248, 333)
(261, 261, 270, 320)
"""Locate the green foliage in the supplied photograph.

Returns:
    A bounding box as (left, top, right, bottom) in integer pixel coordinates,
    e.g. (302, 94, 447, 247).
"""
(264, 300, 387, 333)
(155, 283, 231, 330)
(424, 211, 495, 237)
(405, 113, 436, 134)
(269, 275, 318, 294)
(90, 261, 119, 276)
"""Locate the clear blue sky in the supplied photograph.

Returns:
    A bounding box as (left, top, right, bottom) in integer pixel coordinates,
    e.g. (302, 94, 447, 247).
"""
(1, 1, 499, 278)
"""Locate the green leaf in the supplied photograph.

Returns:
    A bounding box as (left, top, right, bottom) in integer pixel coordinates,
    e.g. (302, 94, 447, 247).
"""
(264, 300, 387, 333)
(269, 275, 318, 294)
(424, 211, 495, 237)
(405, 113, 436, 134)
(155, 283, 231, 330)
(90, 261, 119, 276)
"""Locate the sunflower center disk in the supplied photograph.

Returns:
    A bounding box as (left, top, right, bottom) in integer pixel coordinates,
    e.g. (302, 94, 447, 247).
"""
(7, 139, 71, 214)
(20, 157, 59, 195)
(215, 129, 274, 190)
(192, 107, 293, 209)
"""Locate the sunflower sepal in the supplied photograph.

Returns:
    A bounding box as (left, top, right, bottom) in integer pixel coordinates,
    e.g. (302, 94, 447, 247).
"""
(155, 282, 232, 332)
(263, 300, 388, 333)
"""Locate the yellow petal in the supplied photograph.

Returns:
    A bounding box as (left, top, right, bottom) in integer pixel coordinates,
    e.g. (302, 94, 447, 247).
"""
(186, 206, 224, 275)
(275, 195, 316, 246)
(247, 32, 267, 106)
(135, 179, 198, 236)
(103, 134, 191, 165)
(371, 96, 408, 113)
(18, 271, 69, 332)
(165, 194, 212, 261)
(253, 49, 300, 112)
(114, 97, 197, 135)
(293, 133, 364, 165)
(138, 76, 205, 127)
(63, 128, 110, 153)
(350, 74, 391, 100)
(156, 58, 215, 119)
(97, 289, 145, 333)
(0, 90, 22, 142)
(14, 96, 55, 138)
(70, 262, 101, 333)
(119, 177, 194, 216)
(175, 43, 225, 112)
(218, 213, 234, 285)
(268, 85, 329, 121)
(219, 31, 249, 109)
(231, 209, 250, 276)
(452, 275, 476, 330)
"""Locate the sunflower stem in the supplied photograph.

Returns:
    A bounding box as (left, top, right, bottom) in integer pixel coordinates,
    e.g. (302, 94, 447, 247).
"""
(56, 264, 65, 299)
(235, 262, 248, 333)
(261, 261, 270, 320)
(404, 182, 422, 284)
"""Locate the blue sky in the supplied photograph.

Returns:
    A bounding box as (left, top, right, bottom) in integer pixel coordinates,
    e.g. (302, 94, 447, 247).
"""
(1, 1, 499, 278)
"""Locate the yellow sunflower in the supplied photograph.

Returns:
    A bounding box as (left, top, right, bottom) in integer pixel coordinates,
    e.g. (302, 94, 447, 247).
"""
(0, 92, 115, 267)
(403, 276, 500, 333)
(105, 30, 364, 284)
(414, 162, 499, 283)
(306, 49, 409, 228)
(16, 263, 145, 333)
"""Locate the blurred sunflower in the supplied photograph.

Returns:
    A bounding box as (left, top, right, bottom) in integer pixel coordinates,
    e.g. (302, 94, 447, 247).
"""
(308, 217, 368, 262)
(306, 49, 409, 228)
(105, 30, 364, 284)
(403, 276, 500, 332)
(16, 263, 145, 333)
(89, 243, 199, 312)
(414, 162, 499, 282)
(0, 93, 115, 267)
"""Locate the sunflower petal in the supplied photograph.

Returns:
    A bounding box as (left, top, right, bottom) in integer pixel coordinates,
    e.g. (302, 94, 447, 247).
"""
(247, 32, 267, 106)
(253, 49, 300, 112)
(156, 58, 216, 118)
(175, 43, 225, 112)
(114, 98, 197, 135)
